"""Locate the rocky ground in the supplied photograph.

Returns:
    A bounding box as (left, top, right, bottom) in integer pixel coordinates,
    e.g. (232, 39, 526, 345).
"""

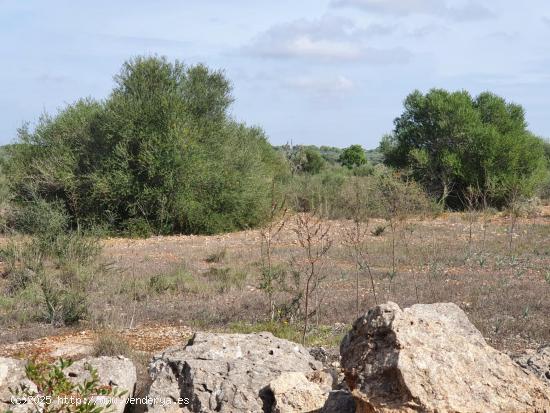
(1, 302, 549, 413)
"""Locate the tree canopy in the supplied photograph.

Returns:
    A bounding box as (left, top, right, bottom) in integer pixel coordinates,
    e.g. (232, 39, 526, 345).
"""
(6, 56, 285, 235)
(339, 144, 367, 169)
(381, 89, 548, 207)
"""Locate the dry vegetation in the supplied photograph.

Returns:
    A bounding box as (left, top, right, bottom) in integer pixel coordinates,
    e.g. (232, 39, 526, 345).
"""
(0, 207, 549, 356)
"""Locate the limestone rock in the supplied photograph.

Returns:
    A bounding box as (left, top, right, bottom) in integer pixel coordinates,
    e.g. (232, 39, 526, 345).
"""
(340, 302, 550, 413)
(269, 371, 331, 413)
(0, 356, 135, 413)
(515, 345, 550, 385)
(64, 356, 137, 413)
(0, 357, 38, 413)
(146, 332, 322, 413)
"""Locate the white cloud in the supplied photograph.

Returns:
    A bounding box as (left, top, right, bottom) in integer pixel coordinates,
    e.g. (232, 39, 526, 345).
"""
(284, 75, 355, 95)
(332, 0, 494, 21)
(244, 15, 407, 63)
(333, 0, 444, 15)
(263, 35, 364, 60)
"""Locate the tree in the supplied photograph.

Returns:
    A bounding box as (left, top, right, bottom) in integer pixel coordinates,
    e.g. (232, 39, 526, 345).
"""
(339, 144, 367, 169)
(301, 147, 325, 174)
(381, 89, 547, 208)
(6, 56, 285, 235)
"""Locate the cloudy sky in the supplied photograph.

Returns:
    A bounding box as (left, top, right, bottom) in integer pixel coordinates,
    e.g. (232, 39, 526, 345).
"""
(1, 0, 549, 148)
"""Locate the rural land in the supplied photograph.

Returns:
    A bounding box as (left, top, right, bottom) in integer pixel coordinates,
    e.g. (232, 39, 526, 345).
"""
(1, 2, 550, 411)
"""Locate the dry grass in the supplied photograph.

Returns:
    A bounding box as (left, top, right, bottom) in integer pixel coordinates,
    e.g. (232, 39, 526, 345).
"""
(1, 208, 549, 354)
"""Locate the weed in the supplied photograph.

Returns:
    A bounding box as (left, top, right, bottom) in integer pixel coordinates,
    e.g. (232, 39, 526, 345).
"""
(0, 231, 102, 326)
(371, 225, 386, 237)
(93, 331, 132, 357)
(149, 268, 193, 294)
(10, 358, 125, 413)
(204, 267, 247, 293)
(205, 248, 227, 264)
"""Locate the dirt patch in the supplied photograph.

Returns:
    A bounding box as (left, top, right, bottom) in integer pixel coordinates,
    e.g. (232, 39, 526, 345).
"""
(0, 324, 193, 361)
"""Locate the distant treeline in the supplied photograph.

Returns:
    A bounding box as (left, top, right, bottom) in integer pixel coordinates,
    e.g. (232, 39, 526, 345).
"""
(0, 56, 548, 236)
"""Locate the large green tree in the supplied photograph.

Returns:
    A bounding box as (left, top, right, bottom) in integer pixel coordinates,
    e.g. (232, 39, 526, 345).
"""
(7, 56, 285, 235)
(381, 89, 548, 207)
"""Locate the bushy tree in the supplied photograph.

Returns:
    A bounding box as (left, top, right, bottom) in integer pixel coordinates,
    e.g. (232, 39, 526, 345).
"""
(6, 56, 284, 235)
(339, 144, 367, 169)
(381, 89, 547, 208)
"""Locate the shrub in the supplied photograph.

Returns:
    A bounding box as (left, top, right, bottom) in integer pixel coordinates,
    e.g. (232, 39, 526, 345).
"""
(286, 167, 436, 221)
(382, 89, 548, 208)
(5, 56, 286, 236)
(148, 268, 193, 293)
(0, 231, 102, 326)
(9, 198, 69, 235)
(204, 267, 247, 293)
(371, 225, 386, 236)
(205, 248, 227, 263)
(339, 144, 367, 169)
(40, 273, 88, 326)
(93, 331, 132, 357)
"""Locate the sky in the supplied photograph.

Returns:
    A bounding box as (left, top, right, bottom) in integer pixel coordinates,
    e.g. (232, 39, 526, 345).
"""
(1, 0, 549, 148)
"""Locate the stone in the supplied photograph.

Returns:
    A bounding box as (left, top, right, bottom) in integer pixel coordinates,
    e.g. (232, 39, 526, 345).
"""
(0, 357, 38, 413)
(320, 390, 355, 413)
(145, 332, 323, 413)
(515, 345, 550, 385)
(269, 371, 331, 413)
(308, 347, 339, 367)
(64, 356, 137, 413)
(340, 302, 550, 413)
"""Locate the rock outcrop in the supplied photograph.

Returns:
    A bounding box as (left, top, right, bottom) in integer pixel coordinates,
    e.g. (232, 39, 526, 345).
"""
(0, 356, 136, 413)
(146, 332, 324, 413)
(340, 302, 550, 413)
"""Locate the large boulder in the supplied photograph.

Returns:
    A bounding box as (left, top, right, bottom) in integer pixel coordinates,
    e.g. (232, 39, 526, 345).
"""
(340, 302, 550, 413)
(145, 332, 323, 413)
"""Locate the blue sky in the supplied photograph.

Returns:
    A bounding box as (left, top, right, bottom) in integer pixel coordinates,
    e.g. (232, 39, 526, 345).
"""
(1, 0, 549, 148)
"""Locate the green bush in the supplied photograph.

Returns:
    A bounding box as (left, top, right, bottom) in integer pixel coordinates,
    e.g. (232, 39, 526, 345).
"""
(5, 56, 285, 236)
(285, 166, 436, 220)
(9, 198, 69, 235)
(339, 144, 367, 169)
(0, 230, 101, 326)
(382, 89, 548, 208)
(40, 273, 88, 325)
